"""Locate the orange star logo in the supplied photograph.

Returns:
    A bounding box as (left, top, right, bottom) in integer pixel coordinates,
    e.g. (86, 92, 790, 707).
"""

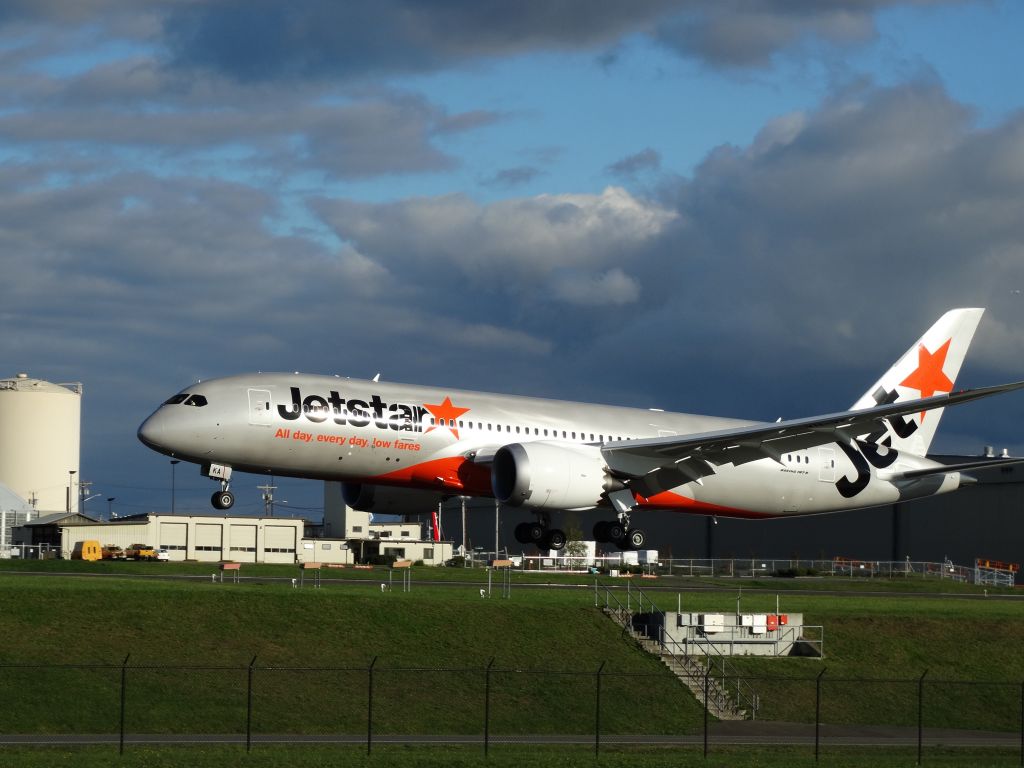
(900, 339, 954, 421)
(423, 396, 470, 439)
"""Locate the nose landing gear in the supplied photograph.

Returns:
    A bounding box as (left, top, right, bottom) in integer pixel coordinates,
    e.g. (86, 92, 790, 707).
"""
(204, 463, 235, 510)
(212, 485, 235, 510)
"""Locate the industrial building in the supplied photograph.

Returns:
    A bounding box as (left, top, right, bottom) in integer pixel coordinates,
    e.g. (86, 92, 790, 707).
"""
(39, 504, 451, 566)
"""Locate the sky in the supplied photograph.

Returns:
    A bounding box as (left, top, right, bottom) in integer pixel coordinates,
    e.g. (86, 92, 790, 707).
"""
(2, 0, 1024, 519)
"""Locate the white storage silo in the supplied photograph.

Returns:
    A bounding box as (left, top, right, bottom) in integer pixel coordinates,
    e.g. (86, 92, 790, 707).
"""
(0, 373, 82, 514)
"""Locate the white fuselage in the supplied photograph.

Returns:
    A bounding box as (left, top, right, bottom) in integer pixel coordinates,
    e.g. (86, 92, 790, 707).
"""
(138, 372, 958, 520)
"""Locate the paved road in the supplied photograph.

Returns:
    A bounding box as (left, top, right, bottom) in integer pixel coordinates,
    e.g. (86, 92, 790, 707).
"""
(1, 722, 1020, 748)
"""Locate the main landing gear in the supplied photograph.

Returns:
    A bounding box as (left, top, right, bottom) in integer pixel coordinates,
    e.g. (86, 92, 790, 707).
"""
(205, 463, 235, 510)
(513, 512, 567, 551)
(593, 511, 646, 550)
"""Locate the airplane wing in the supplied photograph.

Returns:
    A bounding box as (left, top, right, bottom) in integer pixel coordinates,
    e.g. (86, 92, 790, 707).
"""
(601, 380, 1024, 498)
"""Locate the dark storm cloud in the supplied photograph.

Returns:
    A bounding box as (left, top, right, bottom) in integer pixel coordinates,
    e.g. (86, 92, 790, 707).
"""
(571, 78, 1024, 425)
(161, 0, 677, 82)
(157, 0, 952, 79)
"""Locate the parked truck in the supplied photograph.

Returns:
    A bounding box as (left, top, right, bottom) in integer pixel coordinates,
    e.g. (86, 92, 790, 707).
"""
(124, 544, 157, 560)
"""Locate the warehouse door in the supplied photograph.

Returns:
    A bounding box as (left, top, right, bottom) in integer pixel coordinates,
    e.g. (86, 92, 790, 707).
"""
(229, 524, 257, 563)
(158, 522, 187, 560)
(264, 525, 297, 564)
(195, 523, 223, 562)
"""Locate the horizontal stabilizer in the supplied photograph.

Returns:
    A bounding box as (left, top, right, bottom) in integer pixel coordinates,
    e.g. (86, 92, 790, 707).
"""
(892, 455, 1024, 481)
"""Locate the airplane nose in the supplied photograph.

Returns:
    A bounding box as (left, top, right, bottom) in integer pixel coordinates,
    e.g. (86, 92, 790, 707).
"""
(137, 413, 161, 449)
(138, 410, 170, 453)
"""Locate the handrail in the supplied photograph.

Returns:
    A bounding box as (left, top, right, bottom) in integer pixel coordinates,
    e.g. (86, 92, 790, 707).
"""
(594, 578, 758, 719)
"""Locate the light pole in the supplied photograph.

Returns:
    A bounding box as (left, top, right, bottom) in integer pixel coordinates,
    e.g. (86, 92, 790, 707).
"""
(67, 470, 77, 514)
(107, 497, 116, 520)
(460, 496, 469, 556)
(170, 460, 180, 514)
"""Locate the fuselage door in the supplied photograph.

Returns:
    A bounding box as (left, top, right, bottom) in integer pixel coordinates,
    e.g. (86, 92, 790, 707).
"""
(818, 447, 836, 482)
(248, 389, 273, 426)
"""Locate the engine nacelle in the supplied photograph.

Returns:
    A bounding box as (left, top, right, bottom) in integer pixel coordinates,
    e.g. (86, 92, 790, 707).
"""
(341, 482, 445, 514)
(491, 441, 619, 511)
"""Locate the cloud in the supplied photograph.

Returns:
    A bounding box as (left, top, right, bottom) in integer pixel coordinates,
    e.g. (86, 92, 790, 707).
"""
(550, 268, 641, 306)
(482, 166, 543, 188)
(155, 0, 955, 80)
(606, 147, 661, 178)
(571, 78, 1024, 415)
(311, 186, 676, 309)
(161, 0, 678, 81)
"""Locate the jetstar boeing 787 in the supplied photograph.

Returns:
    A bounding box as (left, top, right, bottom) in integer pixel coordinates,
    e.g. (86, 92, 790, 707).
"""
(138, 309, 1024, 550)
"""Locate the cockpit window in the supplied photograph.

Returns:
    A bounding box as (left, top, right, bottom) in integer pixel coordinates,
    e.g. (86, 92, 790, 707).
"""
(163, 394, 189, 405)
(183, 394, 208, 407)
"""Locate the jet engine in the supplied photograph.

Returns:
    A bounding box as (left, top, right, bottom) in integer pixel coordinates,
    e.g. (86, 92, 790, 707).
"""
(491, 441, 621, 511)
(341, 482, 445, 514)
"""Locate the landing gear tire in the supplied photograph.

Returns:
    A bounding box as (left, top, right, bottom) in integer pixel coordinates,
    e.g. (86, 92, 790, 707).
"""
(544, 528, 567, 551)
(514, 522, 534, 544)
(526, 522, 546, 543)
(606, 522, 625, 543)
(212, 490, 235, 510)
(627, 528, 646, 549)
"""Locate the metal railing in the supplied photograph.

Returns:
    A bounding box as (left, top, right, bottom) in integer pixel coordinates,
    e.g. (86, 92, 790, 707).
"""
(457, 554, 1016, 586)
(665, 621, 825, 659)
(594, 578, 760, 720)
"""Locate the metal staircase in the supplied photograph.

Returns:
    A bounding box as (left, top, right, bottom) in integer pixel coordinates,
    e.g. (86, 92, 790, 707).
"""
(597, 580, 758, 720)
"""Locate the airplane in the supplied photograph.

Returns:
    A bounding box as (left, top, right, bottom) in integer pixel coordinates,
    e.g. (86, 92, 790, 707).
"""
(138, 308, 1024, 551)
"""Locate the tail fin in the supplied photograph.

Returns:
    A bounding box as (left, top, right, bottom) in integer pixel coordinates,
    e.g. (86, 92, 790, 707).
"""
(851, 308, 985, 456)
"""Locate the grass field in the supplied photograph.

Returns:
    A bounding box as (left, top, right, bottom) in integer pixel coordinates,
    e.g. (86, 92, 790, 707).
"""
(0, 560, 1021, 766)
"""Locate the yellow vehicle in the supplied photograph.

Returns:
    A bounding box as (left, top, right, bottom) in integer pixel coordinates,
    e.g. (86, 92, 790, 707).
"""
(71, 540, 102, 562)
(102, 545, 125, 560)
(124, 543, 157, 560)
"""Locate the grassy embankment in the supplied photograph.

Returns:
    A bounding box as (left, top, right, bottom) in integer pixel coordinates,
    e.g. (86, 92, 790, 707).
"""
(0, 561, 1021, 737)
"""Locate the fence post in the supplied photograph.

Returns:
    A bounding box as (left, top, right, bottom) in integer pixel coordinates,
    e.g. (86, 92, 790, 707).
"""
(815, 667, 827, 762)
(367, 656, 378, 756)
(595, 661, 605, 758)
(119, 653, 130, 755)
(703, 665, 711, 758)
(246, 655, 257, 752)
(917, 669, 928, 766)
(484, 657, 494, 757)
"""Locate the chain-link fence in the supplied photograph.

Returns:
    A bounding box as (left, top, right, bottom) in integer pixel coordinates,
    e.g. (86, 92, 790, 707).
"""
(1, 660, 1022, 762)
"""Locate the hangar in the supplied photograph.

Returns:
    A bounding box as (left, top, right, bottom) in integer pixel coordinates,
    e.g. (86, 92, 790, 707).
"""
(19, 504, 452, 566)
